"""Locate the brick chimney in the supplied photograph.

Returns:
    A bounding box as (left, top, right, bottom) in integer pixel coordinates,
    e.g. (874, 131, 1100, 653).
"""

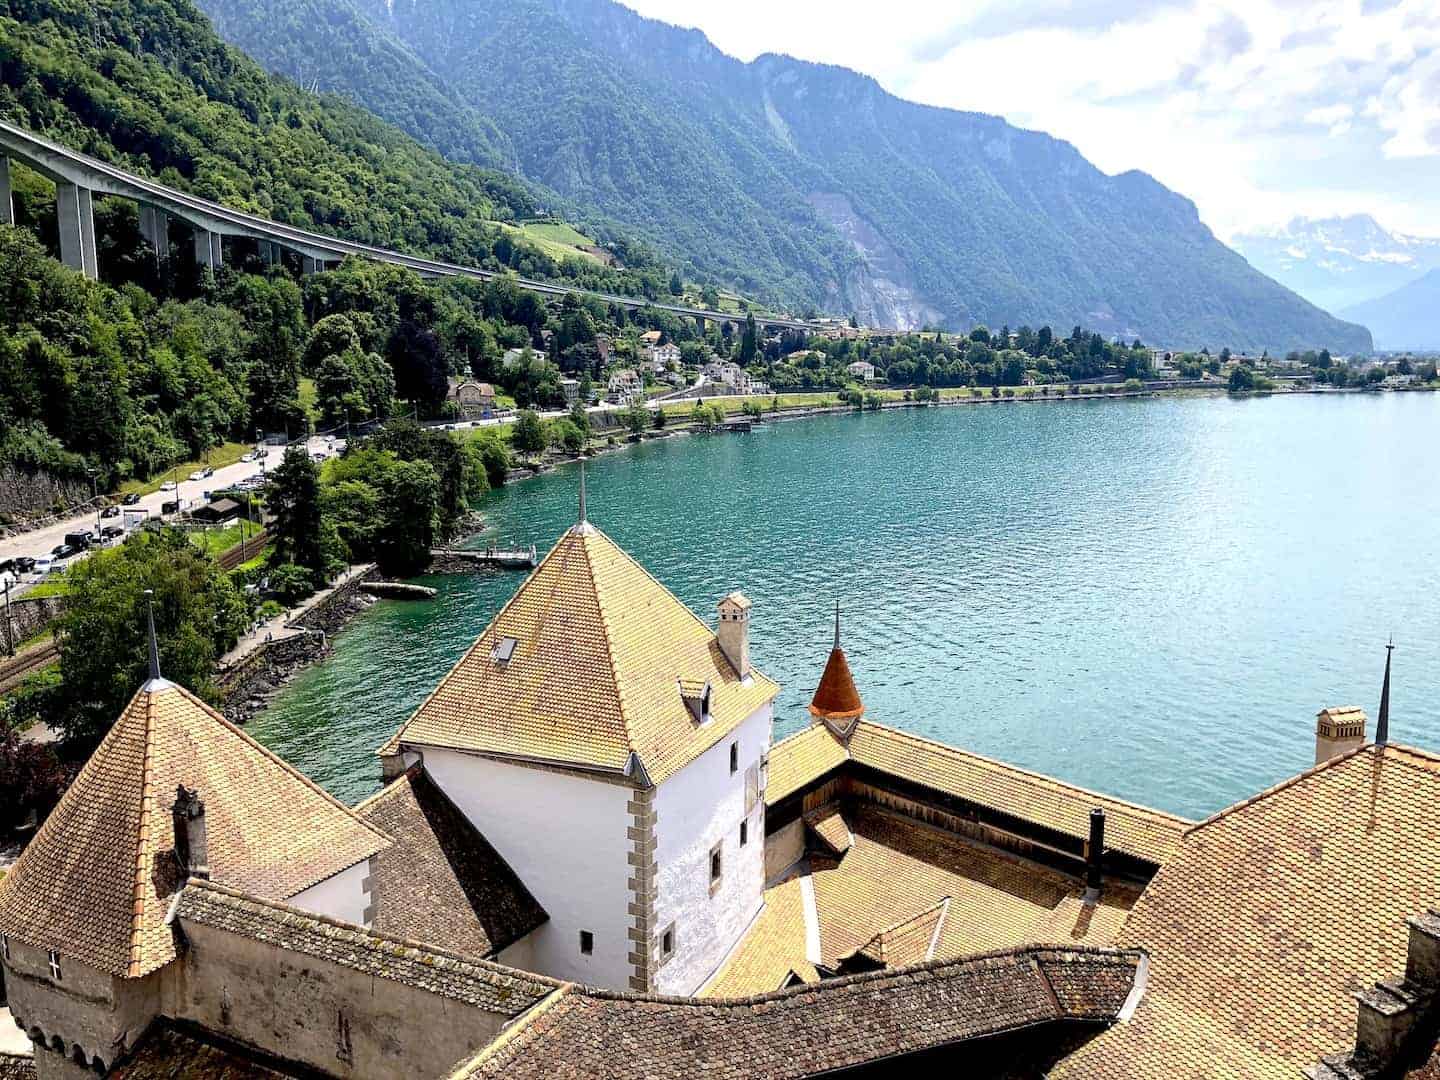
(717, 592, 751, 680)
(1315, 707, 1367, 766)
(172, 785, 210, 880)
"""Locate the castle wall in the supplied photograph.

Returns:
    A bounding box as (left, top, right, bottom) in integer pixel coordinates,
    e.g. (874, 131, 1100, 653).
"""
(163, 918, 513, 1078)
(651, 705, 771, 995)
(422, 749, 634, 989)
(1, 941, 159, 1075)
(764, 817, 805, 882)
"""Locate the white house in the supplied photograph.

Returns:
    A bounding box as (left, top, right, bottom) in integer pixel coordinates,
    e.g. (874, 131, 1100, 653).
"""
(380, 517, 777, 995)
(846, 361, 876, 382)
(607, 368, 644, 404)
(502, 346, 547, 369)
(646, 342, 682, 371)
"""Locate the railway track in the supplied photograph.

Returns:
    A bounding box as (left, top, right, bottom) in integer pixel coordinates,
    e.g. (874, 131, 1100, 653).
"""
(0, 640, 59, 693)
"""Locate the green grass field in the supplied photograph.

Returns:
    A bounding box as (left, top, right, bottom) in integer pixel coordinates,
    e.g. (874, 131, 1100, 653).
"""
(503, 222, 606, 265)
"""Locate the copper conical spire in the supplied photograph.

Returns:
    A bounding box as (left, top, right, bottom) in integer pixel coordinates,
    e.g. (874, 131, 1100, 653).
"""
(809, 603, 864, 734)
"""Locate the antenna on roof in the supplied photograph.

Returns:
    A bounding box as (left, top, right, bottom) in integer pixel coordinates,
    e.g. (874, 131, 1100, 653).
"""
(1376, 639, 1394, 745)
(145, 588, 161, 682)
(578, 457, 587, 525)
(833, 599, 841, 651)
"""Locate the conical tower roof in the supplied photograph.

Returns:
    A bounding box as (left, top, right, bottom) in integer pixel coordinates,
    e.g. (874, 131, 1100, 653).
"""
(0, 682, 388, 978)
(809, 604, 864, 737)
(383, 523, 778, 784)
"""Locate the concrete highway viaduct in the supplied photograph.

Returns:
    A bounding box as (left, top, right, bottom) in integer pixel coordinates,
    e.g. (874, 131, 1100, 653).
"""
(0, 119, 813, 333)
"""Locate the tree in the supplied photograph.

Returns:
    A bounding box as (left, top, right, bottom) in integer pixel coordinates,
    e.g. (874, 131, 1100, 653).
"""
(54, 529, 247, 745)
(623, 405, 649, 434)
(477, 438, 512, 487)
(513, 409, 547, 456)
(739, 312, 759, 367)
(388, 320, 449, 414)
(375, 459, 441, 576)
(668, 270, 684, 296)
(1228, 365, 1256, 392)
(266, 445, 334, 585)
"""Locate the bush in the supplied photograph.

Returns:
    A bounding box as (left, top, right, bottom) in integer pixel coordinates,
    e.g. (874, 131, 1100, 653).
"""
(268, 562, 315, 605)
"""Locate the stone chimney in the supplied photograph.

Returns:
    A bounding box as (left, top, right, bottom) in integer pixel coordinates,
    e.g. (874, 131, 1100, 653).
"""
(1315, 911, 1440, 1079)
(1315, 707, 1367, 765)
(717, 592, 751, 680)
(172, 784, 210, 880)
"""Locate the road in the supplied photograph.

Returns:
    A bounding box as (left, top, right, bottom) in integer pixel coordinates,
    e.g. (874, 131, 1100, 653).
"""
(1, 435, 337, 595)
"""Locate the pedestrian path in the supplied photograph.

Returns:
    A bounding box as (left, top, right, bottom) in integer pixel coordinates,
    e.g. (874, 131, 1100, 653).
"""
(219, 563, 374, 668)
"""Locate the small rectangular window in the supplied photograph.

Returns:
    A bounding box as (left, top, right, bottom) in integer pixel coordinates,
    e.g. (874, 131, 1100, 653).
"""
(729, 742, 739, 775)
(662, 926, 675, 957)
(740, 819, 749, 847)
(48, 949, 62, 981)
(709, 841, 723, 891)
(579, 930, 594, 955)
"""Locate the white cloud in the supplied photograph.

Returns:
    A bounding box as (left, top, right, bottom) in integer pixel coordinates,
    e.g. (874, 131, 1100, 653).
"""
(619, 0, 1440, 238)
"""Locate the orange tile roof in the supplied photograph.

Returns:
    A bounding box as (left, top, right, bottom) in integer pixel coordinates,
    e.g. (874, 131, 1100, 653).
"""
(847, 722, 1190, 865)
(809, 646, 863, 722)
(707, 804, 1139, 997)
(383, 524, 778, 783)
(766, 720, 1189, 866)
(765, 724, 849, 803)
(1053, 743, 1440, 1080)
(0, 682, 388, 978)
(847, 898, 949, 968)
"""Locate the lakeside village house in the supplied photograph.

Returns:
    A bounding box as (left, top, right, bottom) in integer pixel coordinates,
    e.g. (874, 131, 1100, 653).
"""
(4, 489, 1440, 1078)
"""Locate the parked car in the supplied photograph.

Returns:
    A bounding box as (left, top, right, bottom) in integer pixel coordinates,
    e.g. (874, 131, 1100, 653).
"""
(12, 556, 36, 574)
(101, 504, 120, 518)
(188, 469, 205, 482)
(63, 531, 94, 550)
(241, 452, 256, 463)
(51, 543, 78, 560)
(161, 499, 181, 516)
(122, 492, 141, 506)
(200, 465, 214, 478)
(100, 525, 125, 540)
(32, 556, 54, 578)
(160, 480, 178, 492)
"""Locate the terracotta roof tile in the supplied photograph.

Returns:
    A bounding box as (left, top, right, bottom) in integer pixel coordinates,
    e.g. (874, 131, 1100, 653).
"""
(765, 725, 848, 803)
(355, 768, 547, 957)
(454, 946, 1143, 1079)
(0, 683, 387, 978)
(1052, 744, 1440, 1080)
(383, 525, 777, 783)
(847, 722, 1190, 865)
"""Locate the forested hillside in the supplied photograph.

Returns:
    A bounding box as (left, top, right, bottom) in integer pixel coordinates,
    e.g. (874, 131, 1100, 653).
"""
(0, 0, 670, 299)
(199, 0, 1372, 352)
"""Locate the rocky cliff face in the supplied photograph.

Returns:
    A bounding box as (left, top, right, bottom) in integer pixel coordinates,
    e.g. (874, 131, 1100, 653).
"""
(808, 193, 943, 330)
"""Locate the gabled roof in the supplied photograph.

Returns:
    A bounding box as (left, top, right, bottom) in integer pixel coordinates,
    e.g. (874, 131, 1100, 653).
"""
(383, 524, 778, 784)
(1053, 743, 1440, 1079)
(844, 897, 951, 969)
(452, 946, 1144, 1079)
(0, 682, 388, 978)
(355, 768, 547, 957)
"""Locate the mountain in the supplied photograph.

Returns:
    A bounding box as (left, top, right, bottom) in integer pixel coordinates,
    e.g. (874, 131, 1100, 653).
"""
(195, 0, 1371, 353)
(0, 0, 670, 300)
(1231, 215, 1440, 314)
(1339, 269, 1440, 351)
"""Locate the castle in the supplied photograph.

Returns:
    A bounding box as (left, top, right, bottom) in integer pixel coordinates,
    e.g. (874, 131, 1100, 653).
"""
(1, 506, 1438, 1079)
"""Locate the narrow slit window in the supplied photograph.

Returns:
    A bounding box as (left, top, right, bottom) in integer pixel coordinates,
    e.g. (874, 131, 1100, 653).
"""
(740, 819, 749, 847)
(729, 742, 739, 775)
(662, 926, 675, 957)
(579, 930, 594, 955)
(709, 842, 723, 888)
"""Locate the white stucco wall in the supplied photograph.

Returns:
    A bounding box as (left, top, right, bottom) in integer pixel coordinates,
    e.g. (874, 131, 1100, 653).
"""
(287, 858, 371, 928)
(652, 703, 772, 995)
(422, 749, 633, 988)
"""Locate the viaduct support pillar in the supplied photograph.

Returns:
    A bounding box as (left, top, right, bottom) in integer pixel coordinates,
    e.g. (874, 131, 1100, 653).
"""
(301, 254, 326, 275)
(258, 240, 282, 267)
(193, 227, 222, 273)
(0, 158, 12, 226)
(139, 206, 170, 265)
(55, 182, 98, 280)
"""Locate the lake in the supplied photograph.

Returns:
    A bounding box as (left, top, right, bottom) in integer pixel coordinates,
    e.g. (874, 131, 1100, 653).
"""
(248, 392, 1440, 819)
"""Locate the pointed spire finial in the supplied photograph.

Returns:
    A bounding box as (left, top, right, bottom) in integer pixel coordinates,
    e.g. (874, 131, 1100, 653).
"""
(1376, 639, 1394, 745)
(145, 588, 161, 682)
(579, 458, 587, 525)
(833, 599, 841, 651)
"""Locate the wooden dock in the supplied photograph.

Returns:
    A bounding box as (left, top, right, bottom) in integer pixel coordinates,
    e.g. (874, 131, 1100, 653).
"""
(431, 545, 537, 570)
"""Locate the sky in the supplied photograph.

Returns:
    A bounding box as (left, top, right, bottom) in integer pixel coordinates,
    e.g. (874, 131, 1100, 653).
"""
(619, 0, 1440, 242)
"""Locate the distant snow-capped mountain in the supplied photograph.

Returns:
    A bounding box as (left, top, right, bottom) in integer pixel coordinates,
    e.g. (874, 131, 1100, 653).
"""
(1231, 215, 1440, 313)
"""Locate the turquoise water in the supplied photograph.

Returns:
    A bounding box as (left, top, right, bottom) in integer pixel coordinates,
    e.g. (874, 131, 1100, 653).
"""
(249, 393, 1440, 819)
